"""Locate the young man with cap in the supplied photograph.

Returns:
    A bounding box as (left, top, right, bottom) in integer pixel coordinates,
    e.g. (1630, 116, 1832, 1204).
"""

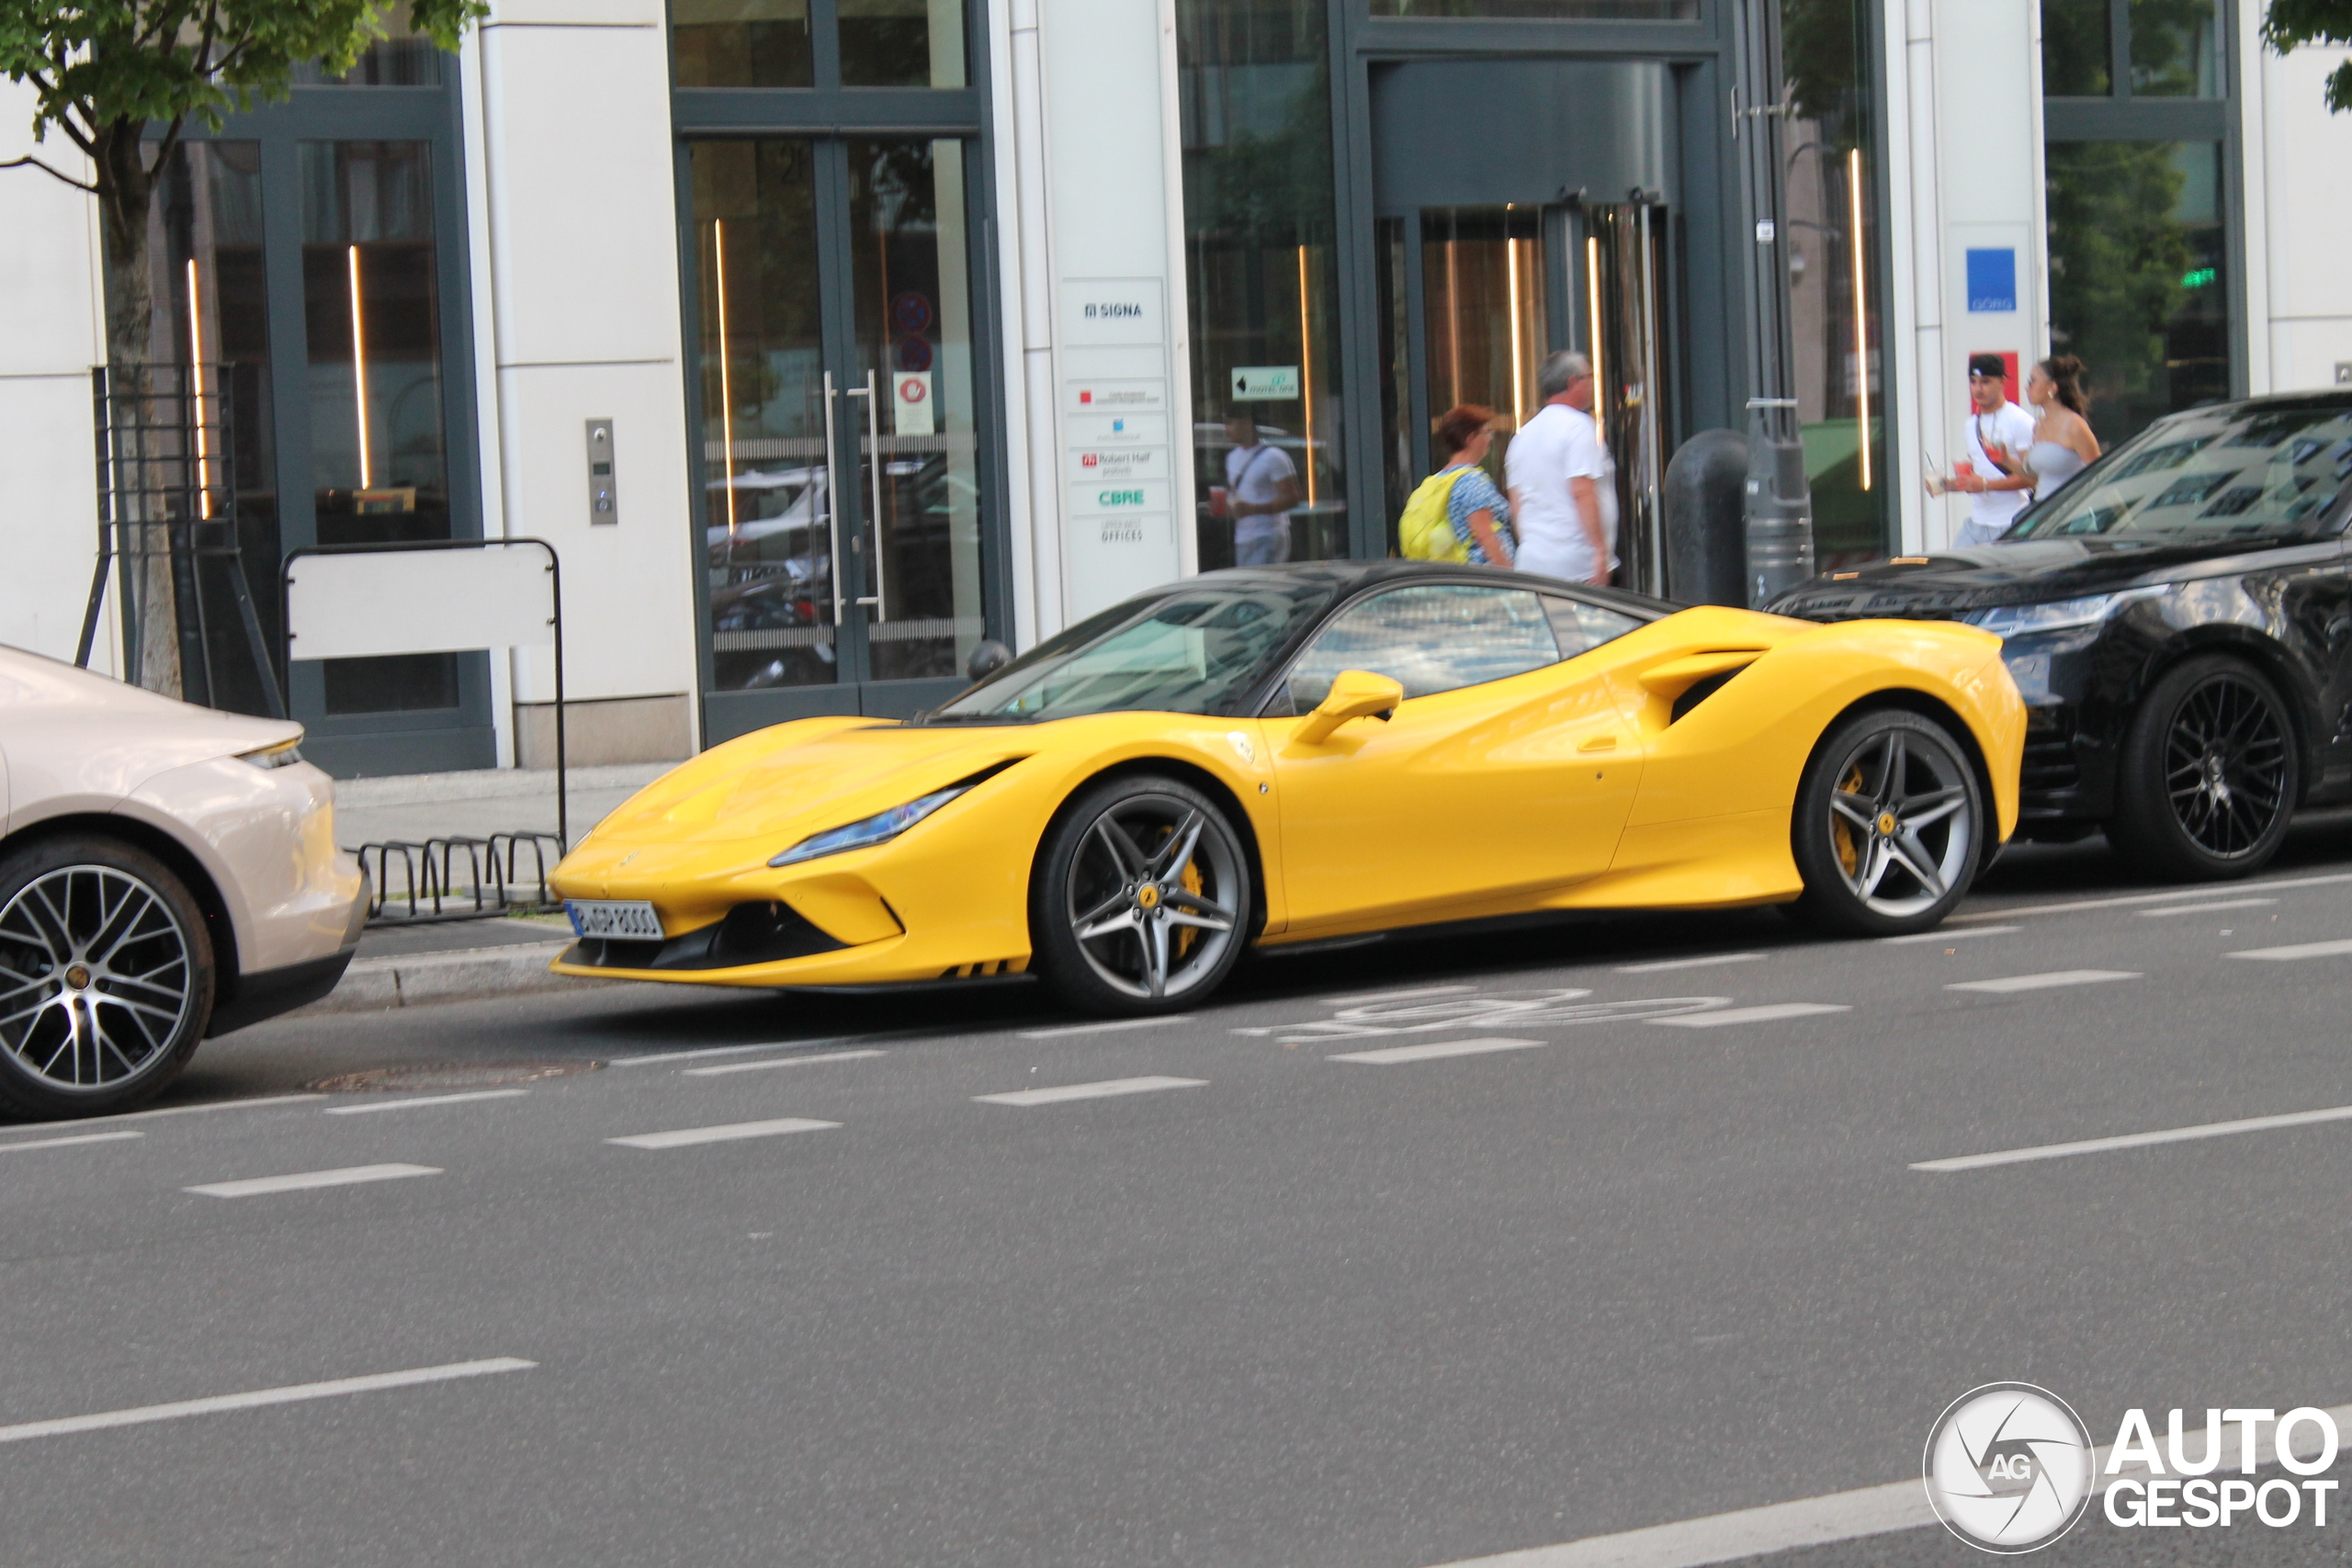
(1947, 354, 2038, 547)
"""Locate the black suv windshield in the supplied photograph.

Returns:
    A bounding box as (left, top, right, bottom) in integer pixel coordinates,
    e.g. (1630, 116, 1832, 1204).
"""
(2012, 401, 2352, 544)
(928, 581, 1332, 721)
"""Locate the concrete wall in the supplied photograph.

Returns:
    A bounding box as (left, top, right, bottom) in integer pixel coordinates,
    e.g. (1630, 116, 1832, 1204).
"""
(0, 84, 109, 670)
(2249, 40, 2352, 394)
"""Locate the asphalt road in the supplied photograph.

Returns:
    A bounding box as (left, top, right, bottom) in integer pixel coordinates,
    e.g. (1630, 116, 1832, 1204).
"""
(11, 820, 2352, 1567)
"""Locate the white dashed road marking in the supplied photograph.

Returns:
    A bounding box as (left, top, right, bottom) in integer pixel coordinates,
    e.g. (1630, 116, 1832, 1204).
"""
(2228, 939, 2352, 962)
(1912, 1102, 2352, 1173)
(1614, 953, 1768, 974)
(975, 1077, 1204, 1107)
(1945, 969, 2139, 993)
(1019, 1017, 1187, 1040)
(0, 1359, 536, 1446)
(1647, 1003, 1849, 1029)
(684, 1050, 885, 1077)
(1328, 1037, 1545, 1065)
(1881, 924, 2019, 944)
(186, 1164, 441, 1198)
(0, 1130, 142, 1153)
(323, 1089, 529, 1115)
(2140, 897, 2276, 917)
(607, 1118, 838, 1150)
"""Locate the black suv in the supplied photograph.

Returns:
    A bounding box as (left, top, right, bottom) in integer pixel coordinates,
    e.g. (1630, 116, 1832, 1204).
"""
(1770, 392, 2352, 881)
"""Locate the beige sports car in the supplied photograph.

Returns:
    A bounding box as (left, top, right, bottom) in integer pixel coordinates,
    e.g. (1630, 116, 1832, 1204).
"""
(0, 645, 368, 1119)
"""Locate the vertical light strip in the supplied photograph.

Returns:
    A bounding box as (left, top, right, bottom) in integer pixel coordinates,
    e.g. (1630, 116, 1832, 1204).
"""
(1586, 234, 1604, 426)
(186, 258, 211, 520)
(1849, 148, 1872, 492)
(1445, 235, 1462, 410)
(1506, 224, 1525, 428)
(1296, 244, 1317, 506)
(712, 219, 739, 536)
(346, 245, 372, 491)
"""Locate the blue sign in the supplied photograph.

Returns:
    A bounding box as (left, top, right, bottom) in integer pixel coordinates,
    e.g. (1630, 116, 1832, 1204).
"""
(1966, 248, 2018, 313)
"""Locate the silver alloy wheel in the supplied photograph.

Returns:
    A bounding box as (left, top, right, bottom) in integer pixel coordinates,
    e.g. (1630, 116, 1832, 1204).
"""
(1825, 728, 1975, 919)
(1065, 795, 1242, 1000)
(0, 865, 198, 1093)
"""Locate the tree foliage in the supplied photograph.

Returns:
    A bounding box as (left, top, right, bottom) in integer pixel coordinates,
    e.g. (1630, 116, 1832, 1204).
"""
(2265, 0, 2352, 111)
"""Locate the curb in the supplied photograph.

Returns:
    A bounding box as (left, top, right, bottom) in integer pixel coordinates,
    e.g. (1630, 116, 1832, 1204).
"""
(294, 941, 586, 1016)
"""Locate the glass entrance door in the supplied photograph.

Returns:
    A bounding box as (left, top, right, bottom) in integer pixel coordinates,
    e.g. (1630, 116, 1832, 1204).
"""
(1379, 201, 1674, 594)
(690, 136, 983, 735)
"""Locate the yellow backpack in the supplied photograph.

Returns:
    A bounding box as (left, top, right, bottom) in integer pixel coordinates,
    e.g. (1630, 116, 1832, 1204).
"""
(1397, 468, 1473, 561)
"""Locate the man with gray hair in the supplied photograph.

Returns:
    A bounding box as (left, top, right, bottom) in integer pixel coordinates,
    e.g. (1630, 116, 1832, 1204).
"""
(1506, 350, 1618, 585)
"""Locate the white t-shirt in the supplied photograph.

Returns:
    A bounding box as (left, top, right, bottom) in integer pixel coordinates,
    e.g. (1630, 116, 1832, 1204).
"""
(1226, 442, 1296, 545)
(1958, 400, 2039, 546)
(1505, 401, 1619, 582)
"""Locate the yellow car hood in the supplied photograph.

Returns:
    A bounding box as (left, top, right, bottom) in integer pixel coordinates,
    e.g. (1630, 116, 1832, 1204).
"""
(585, 717, 1031, 849)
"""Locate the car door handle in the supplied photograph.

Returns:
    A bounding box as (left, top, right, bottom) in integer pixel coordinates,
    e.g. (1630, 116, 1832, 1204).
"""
(1579, 735, 1618, 753)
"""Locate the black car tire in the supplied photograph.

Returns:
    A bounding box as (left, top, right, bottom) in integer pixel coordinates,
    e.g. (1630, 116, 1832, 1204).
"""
(0, 834, 216, 1121)
(2109, 655, 2299, 883)
(1030, 774, 1252, 1017)
(1791, 707, 1986, 938)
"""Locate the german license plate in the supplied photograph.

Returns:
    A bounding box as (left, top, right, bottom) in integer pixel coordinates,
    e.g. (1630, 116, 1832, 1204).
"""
(566, 900, 664, 941)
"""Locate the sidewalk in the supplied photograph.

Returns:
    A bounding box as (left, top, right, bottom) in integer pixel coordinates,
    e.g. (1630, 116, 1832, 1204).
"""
(334, 761, 674, 847)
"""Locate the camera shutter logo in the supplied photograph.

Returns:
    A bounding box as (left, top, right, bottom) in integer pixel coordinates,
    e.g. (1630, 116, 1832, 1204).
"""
(1924, 1383, 2095, 1553)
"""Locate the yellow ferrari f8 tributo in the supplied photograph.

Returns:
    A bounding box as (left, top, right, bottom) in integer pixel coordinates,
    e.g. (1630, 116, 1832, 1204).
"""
(551, 564, 2024, 1014)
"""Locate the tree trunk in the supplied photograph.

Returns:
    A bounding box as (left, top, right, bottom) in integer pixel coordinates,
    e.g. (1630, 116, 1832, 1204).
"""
(92, 119, 181, 699)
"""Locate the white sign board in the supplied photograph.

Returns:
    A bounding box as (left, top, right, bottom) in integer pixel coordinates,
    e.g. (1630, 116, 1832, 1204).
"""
(1230, 366, 1299, 401)
(893, 371, 935, 436)
(286, 547, 556, 660)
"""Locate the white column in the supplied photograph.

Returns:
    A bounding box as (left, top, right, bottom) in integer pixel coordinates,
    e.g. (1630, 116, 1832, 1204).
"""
(473, 0, 699, 761)
(0, 85, 109, 666)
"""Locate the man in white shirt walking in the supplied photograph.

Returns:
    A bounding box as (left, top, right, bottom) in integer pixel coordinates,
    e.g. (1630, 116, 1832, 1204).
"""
(1223, 413, 1301, 567)
(1949, 353, 2038, 547)
(1506, 352, 1618, 585)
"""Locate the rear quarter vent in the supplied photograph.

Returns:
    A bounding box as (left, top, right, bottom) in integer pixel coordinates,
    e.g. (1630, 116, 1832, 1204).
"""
(1670, 671, 1741, 724)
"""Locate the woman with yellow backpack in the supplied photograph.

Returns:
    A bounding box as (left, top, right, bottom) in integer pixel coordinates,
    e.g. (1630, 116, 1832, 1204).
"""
(1398, 404, 1517, 567)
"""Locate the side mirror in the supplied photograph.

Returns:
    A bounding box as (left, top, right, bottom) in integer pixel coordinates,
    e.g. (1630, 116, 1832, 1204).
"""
(1295, 670, 1404, 745)
(965, 639, 1013, 682)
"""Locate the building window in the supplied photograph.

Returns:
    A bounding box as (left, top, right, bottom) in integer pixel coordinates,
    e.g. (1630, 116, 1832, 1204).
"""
(1781, 0, 1891, 564)
(1366, 1, 1698, 16)
(2046, 141, 2228, 446)
(2043, 0, 2236, 446)
(1175, 0, 1348, 569)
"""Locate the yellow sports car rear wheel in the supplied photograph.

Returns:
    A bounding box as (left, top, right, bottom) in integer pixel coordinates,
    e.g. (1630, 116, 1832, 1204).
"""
(1792, 708, 1984, 938)
(1031, 774, 1250, 1015)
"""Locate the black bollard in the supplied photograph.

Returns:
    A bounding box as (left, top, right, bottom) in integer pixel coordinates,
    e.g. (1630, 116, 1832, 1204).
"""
(1663, 429, 1751, 608)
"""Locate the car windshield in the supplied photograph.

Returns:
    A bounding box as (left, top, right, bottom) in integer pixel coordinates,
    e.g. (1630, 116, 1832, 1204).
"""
(2011, 401, 2352, 544)
(928, 581, 1331, 722)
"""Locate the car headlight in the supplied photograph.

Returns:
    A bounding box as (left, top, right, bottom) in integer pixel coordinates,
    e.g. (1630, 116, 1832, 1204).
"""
(768, 786, 969, 867)
(1963, 587, 2166, 640)
(237, 738, 306, 770)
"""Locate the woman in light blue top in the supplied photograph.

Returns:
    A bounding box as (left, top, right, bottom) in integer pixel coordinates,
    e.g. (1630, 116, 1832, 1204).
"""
(1977, 356, 2100, 504)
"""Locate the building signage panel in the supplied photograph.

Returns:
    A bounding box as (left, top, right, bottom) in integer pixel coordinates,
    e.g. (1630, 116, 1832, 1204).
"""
(1069, 378, 1169, 412)
(1070, 446, 1168, 481)
(1069, 479, 1172, 516)
(1965, 248, 2018, 313)
(1230, 366, 1300, 401)
(1062, 278, 1166, 345)
(1066, 412, 1169, 446)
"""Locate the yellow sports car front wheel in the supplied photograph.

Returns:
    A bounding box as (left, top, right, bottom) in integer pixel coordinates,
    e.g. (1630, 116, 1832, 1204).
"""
(1029, 773, 1252, 1013)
